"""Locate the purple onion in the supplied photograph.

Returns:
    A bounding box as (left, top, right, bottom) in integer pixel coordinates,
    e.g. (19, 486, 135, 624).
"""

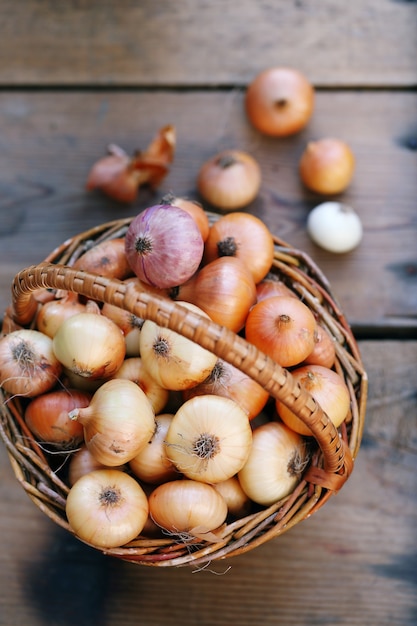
(125, 204, 205, 288)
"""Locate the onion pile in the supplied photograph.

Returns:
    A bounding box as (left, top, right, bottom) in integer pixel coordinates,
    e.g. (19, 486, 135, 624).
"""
(0, 202, 351, 550)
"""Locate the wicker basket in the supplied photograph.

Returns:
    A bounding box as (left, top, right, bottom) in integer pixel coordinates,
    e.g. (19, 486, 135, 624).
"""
(0, 214, 367, 567)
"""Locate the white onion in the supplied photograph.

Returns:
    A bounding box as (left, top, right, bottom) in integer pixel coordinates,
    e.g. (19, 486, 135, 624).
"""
(307, 202, 363, 253)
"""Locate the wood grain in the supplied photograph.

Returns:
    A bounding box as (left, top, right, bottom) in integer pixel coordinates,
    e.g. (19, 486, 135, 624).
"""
(0, 90, 416, 331)
(0, 0, 416, 87)
(1, 341, 416, 626)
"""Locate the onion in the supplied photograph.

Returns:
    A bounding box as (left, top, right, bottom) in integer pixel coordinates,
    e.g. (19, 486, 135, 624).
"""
(36, 292, 87, 338)
(124, 204, 204, 288)
(149, 479, 228, 541)
(212, 477, 251, 518)
(68, 378, 155, 465)
(238, 421, 308, 506)
(245, 67, 314, 137)
(68, 445, 123, 486)
(306, 201, 363, 253)
(25, 388, 90, 450)
(275, 364, 351, 436)
(72, 238, 132, 279)
(165, 394, 253, 483)
(112, 357, 169, 414)
(139, 302, 218, 391)
(299, 138, 355, 195)
(0, 329, 62, 397)
(66, 469, 149, 548)
(197, 149, 261, 211)
(52, 311, 126, 379)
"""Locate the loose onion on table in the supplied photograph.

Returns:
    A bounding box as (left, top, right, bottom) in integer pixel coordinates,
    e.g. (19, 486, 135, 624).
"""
(299, 138, 355, 195)
(66, 469, 149, 548)
(197, 149, 261, 211)
(306, 201, 363, 253)
(245, 66, 315, 137)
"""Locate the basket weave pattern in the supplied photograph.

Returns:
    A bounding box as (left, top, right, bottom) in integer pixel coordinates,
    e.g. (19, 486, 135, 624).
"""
(0, 216, 367, 567)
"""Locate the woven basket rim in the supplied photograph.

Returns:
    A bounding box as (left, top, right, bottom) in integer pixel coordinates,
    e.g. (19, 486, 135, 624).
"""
(0, 213, 368, 567)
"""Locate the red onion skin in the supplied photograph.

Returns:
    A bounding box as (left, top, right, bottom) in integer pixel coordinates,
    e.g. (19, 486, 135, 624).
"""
(125, 204, 204, 289)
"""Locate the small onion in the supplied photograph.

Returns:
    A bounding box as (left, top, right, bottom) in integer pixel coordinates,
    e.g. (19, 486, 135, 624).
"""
(238, 421, 308, 506)
(212, 477, 251, 518)
(161, 193, 210, 242)
(303, 325, 336, 369)
(165, 394, 253, 484)
(68, 378, 155, 465)
(306, 201, 363, 253)
(36, 292, 87, 338)
(149, 479, 228, 540)
(197, 149, 261, 211)
(124, 204, 204, 289)
(0, 329, 62, 397)
(53, 312, 126, 379)
(245, 67, 314, 137)
(299, 138, 355, 195)
(66, 469, 149, 548)
(68, 445, 122, 486)
(72, 238, 133, 279)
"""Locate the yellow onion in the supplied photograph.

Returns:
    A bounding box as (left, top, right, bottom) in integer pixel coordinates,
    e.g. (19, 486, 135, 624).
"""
(165, 395, 252, 483)
(238, 421, 308, 506)
(53, 312, 126, 379)
(68, 378, 155, 465)
(129, 414, 178, 484)
(66, 469, 149, 548)
(149, 479, 228, 541)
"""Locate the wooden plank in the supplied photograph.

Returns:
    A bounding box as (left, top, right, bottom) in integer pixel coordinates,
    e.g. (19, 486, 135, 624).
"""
(1, 341, 416, 625)
(0, 90, 416, 331)
(0, 1, 416, 87)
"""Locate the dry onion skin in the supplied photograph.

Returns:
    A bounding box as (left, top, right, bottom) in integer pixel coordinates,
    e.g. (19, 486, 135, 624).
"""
(66, 469, 149, 548)
(164, 394, 253, 483)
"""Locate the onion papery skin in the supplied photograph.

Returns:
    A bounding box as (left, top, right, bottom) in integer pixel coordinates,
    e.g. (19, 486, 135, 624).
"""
(165, 394, 253, 483)
(52, 312, 126, 380)
(149, 479, 228, 538)
(69, 378, 156, 466)
(238, 421, 307, 506)
(124, 204, 204, 289)
(66, 469, 149, 548)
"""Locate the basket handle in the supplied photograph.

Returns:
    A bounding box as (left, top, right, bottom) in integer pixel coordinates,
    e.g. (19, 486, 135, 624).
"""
(10, 262, 352, 488)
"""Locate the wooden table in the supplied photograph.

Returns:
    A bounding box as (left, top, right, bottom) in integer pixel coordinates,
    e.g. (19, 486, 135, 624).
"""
(1, 2, 416, 625)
